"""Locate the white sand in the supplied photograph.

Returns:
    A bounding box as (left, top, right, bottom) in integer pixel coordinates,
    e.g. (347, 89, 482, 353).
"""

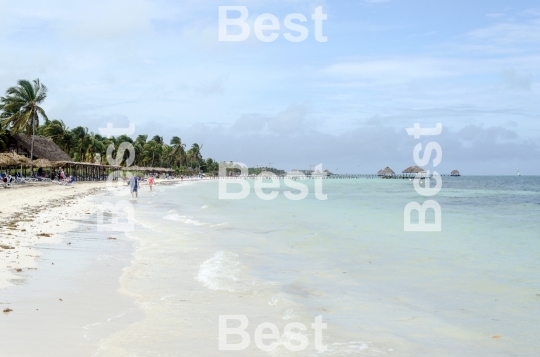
(0, 182, 106, 290)
(0, 178, 193, 291)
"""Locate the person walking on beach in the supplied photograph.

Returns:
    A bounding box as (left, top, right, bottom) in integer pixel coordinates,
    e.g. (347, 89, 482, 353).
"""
(147, 175, 155, 191)
(129, 175, 139, 198)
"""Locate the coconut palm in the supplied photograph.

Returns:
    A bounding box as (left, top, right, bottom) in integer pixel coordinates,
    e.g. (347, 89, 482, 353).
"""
(187, 143, 203, 172)
(0, 79, 48, 169)
(151, 135, 164, 145)
(71, 126, 89, 162)
(0, 128, 9, 151)
(85, 133, 105, 163)
(170, 136, 186, 167)
(142, 140, 162, 167)
(39, 119, 74, 152)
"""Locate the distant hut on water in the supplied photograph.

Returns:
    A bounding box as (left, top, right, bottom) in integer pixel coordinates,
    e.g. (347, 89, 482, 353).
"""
(450, 169, 461, 176)
(377, 166, 395, 177)
(402, 165, 427, 177)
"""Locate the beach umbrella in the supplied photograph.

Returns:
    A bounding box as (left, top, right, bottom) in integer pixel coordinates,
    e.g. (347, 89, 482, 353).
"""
(32, 158, 53, 168)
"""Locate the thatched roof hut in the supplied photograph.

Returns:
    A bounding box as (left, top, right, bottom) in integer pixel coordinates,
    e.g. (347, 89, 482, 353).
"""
(402, 166, 427, 174)
(10, 133, 71, 161)
(121, 166, 175, 173)
(377, 167, 395, 176)
(0, 152, 32, 167)
(32, 158, 54, 168)
(55, 161, 121, 170)
(450, 169, 461, 176)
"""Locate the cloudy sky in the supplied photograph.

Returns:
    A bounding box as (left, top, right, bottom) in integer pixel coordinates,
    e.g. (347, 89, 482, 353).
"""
(1, 0, 539, 174)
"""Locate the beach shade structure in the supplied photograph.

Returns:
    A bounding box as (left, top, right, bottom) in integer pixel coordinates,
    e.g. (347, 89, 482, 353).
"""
(450, 169, 461, 176)
(32, 158, 54, 168)
(11, 133, 71, 161)
(377, 167, 395, 177)
(53, 161, 122, 181)
(402, 165, 427, 174)
(122, 166, 153, 172)
(122, 166, 175, 173)
(0, 152, 32, 167)
(0, 153, 17, 167)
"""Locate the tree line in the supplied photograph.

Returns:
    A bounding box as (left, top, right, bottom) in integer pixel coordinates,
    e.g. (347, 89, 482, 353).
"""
(0, 79, 219, 174)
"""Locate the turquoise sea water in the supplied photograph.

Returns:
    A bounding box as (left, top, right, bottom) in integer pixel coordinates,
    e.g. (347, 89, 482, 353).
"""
(95, 177, 540, 357)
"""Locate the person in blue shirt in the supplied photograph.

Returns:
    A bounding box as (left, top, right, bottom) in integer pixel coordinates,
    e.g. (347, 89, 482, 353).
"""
(129, 175, 139, 198)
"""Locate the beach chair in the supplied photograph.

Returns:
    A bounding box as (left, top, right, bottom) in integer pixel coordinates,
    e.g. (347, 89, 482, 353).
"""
(62, 176, 75, 186)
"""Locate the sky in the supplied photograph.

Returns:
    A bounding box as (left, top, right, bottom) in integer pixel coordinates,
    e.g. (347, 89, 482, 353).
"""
(0, 0, 539, 174)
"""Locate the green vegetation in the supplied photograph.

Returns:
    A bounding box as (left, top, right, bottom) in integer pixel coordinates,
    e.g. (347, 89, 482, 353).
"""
(0, 79, 219, 175)
(0, 79, 48, 168)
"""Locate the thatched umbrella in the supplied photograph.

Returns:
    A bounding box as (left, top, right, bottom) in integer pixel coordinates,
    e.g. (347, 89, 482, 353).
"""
(0, 152, 31, 167)
(377, 166, 395, 176)
(402, 166, 426, 174)
(450, 169, 461, 176)
(0, 153, 16, 167)
(32, 158, 54, 168)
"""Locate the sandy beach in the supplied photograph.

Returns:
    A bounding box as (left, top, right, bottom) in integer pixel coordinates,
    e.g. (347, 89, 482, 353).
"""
(0, 178, 182, 356)
(0, 178, 182, 290)
(0, 182, 106, 290)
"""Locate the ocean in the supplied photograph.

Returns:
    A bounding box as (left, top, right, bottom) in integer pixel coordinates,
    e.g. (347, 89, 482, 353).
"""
(82, 176, 539, 357)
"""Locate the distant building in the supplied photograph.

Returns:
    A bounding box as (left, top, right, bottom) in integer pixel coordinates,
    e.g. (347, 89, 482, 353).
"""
(377, 166, 395, 177)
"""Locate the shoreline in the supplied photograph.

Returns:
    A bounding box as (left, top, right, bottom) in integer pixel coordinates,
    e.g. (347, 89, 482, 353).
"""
(0, 182, 107, 290)
(0, 178, 192, 290)
(0, 182, 145, 356)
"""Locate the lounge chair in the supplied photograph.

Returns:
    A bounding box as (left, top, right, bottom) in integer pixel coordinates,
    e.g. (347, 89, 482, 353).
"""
(62, 176, 75, 186)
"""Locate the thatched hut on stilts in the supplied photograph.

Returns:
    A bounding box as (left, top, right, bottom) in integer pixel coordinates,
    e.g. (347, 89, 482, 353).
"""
(377, 166, 395, 178)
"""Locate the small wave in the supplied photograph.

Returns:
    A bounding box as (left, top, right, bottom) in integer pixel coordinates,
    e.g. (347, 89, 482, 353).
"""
(163, 214, 206, 226)
(195, 251, 253, 293)
(201, 205, 209, 209)
(282, 308, 295, 320)
(327, 341, 392, 356)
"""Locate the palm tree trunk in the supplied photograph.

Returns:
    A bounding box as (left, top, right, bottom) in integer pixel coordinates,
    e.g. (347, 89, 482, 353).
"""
(30, 112, 36, 173)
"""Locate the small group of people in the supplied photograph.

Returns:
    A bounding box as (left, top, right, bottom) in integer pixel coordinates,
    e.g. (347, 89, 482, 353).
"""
(128, 174, 155, 198)
(1, 172, 15, 185)
(54, 168, 75, 184)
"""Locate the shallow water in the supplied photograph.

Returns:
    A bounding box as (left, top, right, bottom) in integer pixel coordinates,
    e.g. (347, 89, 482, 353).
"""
(93, 176, 540, 357)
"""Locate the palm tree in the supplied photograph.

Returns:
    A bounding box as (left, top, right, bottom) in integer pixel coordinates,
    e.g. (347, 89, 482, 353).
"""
(170, 136, 186, 167)
(186, 143, 203, 173)
(0, 79, 48, 170)
(0, 127, 9, 151)
(85, 133, 105, 163)
(39, 119, 74, 152)
(71, 126, 89, 162)
(151, 135, 164, 145)
(142, 140, 162, 167)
